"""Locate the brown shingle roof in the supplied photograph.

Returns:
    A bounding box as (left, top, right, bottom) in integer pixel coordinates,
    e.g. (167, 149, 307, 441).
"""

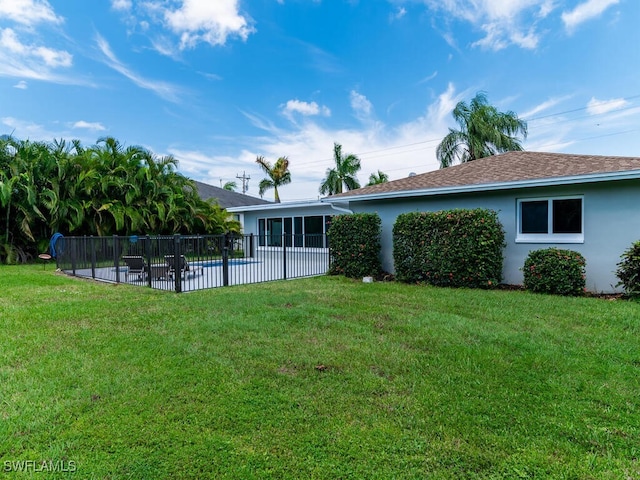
(328, 151, 640, 199)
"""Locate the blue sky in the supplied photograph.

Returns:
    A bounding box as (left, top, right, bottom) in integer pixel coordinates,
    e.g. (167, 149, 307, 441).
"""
(1, 0, 639, 201)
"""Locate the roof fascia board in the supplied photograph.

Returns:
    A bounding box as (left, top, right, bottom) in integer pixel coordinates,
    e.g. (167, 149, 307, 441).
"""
(322, 170, 640, 204)
(227, 201, 326, 213)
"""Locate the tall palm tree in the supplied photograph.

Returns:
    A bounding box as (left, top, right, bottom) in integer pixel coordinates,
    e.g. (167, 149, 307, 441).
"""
(367, 170, 389, 186)
(436, 92, 528, 168)
(319, 143, 361, 196)
(255, 156, 291, 203)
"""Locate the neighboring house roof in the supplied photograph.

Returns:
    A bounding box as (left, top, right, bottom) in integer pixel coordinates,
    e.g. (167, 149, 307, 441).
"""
(193, 180, 271, 209)
(324, 151, 640, 202)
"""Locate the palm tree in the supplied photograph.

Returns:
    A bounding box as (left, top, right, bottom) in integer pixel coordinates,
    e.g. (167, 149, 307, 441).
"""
(222, 181, 237, 192)
(255, 156, 291, 203)
(367, 170, 389, 186)
(436, 92, 528, 168)
(319, 143, 361, 196)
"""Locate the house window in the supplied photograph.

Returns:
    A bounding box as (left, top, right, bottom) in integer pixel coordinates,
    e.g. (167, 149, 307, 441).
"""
(517, 196, 583, 243)
(257, 215, 333, 248)
(304, 216, 324, 248)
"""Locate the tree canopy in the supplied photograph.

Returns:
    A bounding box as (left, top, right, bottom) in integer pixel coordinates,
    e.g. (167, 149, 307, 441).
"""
(255, 155, 291, 203)
(436, 92, 528, 168)
(319, 143, 361, 196)
(0, 136, 239, 264)
(367, 170, 389, 186)
(222, 181, 237, 191)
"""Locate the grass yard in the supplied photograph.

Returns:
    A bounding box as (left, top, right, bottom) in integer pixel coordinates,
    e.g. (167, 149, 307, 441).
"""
(1, 265, 639, 479)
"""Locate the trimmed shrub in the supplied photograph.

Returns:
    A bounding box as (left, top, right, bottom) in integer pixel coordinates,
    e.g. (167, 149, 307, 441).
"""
(328, 213, 382, 278)
(615, 240, 640, 298)
(523, 248, 586, 296)
(393, 209, 505, 288)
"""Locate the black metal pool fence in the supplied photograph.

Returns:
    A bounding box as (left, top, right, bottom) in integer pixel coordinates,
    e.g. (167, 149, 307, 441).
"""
(54, 233, 331, 293)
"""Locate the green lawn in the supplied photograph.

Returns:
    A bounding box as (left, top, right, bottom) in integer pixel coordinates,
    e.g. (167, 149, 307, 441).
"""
(1, 265, 639, 479)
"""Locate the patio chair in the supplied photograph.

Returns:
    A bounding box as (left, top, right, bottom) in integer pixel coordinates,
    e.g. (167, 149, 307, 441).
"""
(165, 255, 204, 279)
(122, 255, 148, 281)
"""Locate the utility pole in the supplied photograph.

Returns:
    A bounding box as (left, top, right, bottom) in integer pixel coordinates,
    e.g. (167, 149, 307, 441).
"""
(236, 171, 250, 194)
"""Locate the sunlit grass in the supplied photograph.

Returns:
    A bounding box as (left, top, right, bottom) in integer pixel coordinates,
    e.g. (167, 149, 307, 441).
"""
(1, 265, 639, 479)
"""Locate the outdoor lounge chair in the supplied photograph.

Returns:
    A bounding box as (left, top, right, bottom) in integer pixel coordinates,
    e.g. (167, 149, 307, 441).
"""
(165, 255, 204, 279)
(122, 255, 148, 281)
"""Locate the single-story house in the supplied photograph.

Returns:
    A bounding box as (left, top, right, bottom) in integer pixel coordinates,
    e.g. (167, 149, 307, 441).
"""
(229, 151, 640, 293)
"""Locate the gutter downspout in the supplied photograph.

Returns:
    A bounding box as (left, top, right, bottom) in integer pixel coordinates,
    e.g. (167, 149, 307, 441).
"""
(327, 202, 353, 214)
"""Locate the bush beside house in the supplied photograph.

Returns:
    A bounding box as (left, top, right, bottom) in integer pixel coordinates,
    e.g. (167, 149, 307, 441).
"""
(616, 240, 640, 298)
(523, 248, 586, 296)
(393, 208, 505, 288)
(328, 213, 382, 278)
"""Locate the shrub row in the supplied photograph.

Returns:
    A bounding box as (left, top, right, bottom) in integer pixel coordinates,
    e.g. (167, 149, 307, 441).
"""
(392, 209, 505, 288)
(326, 208, 639, 299)
(327, 213, 382, 278)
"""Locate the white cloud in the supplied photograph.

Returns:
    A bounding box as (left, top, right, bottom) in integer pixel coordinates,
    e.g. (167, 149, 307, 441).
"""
(157, 0, 254, 50)
(13, 80, 27, 89)
(350, 90, 373, 120)
(73, 121, 106, 131)
(1, 116, 108, 145)
(95, 33, 182, 102)
(0, 28, 73, 80)
(1, 28, 26, 54)
(422, 0, 559, 50)
(111, 0, 254, 55)
(302, 42, 343, 74)
(418, 71, 438, 84)
(520, 95, 572, 119)
(586, 96, 628, 115)
(522, 94, 640, 156)
(110, 0, 131, 11)
(562, 0, 619, 32)
(282, 99, 331, 119)
(538, 0, 556, 18)
(2, 116, 53, 139)
(199, 71, 223, 81)
(471, 19, 539, 50)
(0, 0, 62, 26)
(391, 6, 407, 20)
(33, 44, 72, 67)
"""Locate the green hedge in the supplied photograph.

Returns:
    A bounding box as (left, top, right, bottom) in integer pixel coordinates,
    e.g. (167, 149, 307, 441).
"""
(616, 240, 640, 298)
(328, 213, 382, 278)
(393, 209, 505, 288)
(523, 248, 586, 296)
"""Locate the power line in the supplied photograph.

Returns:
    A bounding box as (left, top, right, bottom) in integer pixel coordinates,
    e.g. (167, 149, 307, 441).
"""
(281, 94, 640, 171)
(524, 94, 640, 122)
(533, 128, 640, 150)
(291, 137, 442, 169)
